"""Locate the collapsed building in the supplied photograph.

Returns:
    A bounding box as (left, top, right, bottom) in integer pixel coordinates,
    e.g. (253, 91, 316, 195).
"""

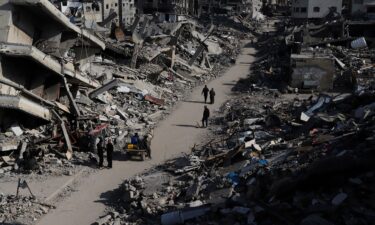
(290, 48, 335, 91)
(0, 0, 105, 156)
(90, 7, 375, 225)
(0, 0, 251, 178)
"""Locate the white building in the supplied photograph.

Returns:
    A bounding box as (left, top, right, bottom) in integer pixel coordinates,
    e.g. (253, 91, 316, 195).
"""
(291, 0, 342, 19)
(102, 0, 120, 25)
(121, 0, 136, 26)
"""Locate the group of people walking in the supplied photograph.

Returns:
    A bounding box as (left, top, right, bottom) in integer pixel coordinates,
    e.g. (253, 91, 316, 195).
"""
(202, 85, 215, 104)
(201, 85, 216, 128)
(97, 137, 114, 169)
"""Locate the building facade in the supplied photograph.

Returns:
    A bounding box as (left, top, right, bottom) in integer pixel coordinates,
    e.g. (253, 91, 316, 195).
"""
(58, 0, 137, 28)
(291, 0, 342, 19)
(351, 0, 375, 19)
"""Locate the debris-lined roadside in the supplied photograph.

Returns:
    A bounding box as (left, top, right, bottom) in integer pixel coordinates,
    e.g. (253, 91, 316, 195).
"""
(94, 15, 375, 225)
(2, 0, 375, 224)
(0, 1, 257, 224)
(0, 1, 246, 177)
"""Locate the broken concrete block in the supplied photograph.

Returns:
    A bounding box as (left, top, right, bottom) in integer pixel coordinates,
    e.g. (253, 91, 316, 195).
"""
(300, 214, 334, 225)
(109, 211, 119, 218)
(331, 192, 347, 206)
(93, 214, 112, 225)
(122, 190, 137, 202)
(232, 206, 251, 215)
(112, 218, 121, 225)
(161, 206, 210, 225)
(148, 111, 163, 121)
(10, 124, 23, 136)
(187, 200, 203, 207)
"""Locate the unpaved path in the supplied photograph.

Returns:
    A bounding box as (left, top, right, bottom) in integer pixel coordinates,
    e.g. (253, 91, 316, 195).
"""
(37, 41, 256, 225)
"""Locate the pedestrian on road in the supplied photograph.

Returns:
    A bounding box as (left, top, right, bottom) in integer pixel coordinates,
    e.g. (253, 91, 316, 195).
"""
(202, 85, 209, 103)
(145, 134, 152, 159)
(131, 133, 139, 145)
(97, 137, 104, 168)
(202, 105, 210, 128)
(209, 88, 215, 104)
(106, 138, 114, 169)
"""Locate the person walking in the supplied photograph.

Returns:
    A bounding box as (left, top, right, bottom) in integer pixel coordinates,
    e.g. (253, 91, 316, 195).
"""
(202, 106, 210, 128)
(209, 88, 215, 104)
(97, 137, 104, 168)
(202, 85, 209, 103)
(139, 134, 152, 159)
(106, 138, 114, 169)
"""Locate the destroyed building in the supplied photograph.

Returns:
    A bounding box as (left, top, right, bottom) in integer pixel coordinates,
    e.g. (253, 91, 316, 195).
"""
(1, 0, 375, 224)
(56, 0, 137, 29)
(135, 0, 197, 22)
(351, 0, 375, 19)
(290, 48, 335, 91)
(291, 0, 343, 21)
(0, 0, 104, 128)
(0, 0, 245, 174)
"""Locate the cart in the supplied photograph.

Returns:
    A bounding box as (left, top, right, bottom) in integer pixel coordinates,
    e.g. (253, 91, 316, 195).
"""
(125, 144, 149, 161)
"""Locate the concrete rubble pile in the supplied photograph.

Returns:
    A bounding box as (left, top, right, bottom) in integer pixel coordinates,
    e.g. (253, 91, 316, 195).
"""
(0, 0, 243, 177)
(94, 17, 375, 225)
(0, 194, 54, 224)
(99, 87, 375, 225)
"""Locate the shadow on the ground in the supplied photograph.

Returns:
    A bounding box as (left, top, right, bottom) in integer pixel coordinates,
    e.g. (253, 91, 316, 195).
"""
(112, 151, 129, 161)
(72, 149, 130, 171)
(2, 223, 25, 225)
(222, 82, 237, 86)
(182, 100, 206, 104)
(174, 124, 199, 128)
(94, 187, 121, 207)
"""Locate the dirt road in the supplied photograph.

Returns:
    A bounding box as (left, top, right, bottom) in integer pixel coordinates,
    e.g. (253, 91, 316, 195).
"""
(37, 41, 256, 225)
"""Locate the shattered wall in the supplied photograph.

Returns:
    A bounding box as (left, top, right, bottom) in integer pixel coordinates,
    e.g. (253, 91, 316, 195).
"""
(290, 52, 335, 91)
(121, 0, 136, 26)
(291, 0, 342, 19)
(103, 0, 120, 26)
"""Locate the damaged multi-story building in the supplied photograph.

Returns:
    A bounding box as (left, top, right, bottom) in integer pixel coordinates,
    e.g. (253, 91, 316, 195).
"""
(290, 48, 336, 91)
(291, 0, 343, 22)
(56, 0, 137, 29)
(135, 0, 196, 22)
(0, 0, 104, 131)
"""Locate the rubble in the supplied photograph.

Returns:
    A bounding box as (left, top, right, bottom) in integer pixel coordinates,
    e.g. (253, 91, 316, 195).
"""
(0, 194, 55, 224)
(102, 84, 375, 225)
(0, 0, 245, 177)
(0, 1, 251, 223)
(94, 11, 375, 225)
(1, 0, 374, 224)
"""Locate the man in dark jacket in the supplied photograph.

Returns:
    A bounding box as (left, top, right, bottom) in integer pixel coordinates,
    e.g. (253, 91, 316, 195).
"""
(202, 106, 210, 127)
(202, 85, 209, 103)
(106, 138, 114, 168)
(97, 137, 104, 168)
(209, 88, 215, 104)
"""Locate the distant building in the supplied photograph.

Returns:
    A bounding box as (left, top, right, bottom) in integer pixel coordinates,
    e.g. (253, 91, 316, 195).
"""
(101, 0, 120, 25)
(58, 0, 136, 28)
(291, 0, 342, 19)
(351, 0, 375, 19)
(136, 0, 195, 22)
(290, 49, 335, 91)
(121, 0, 137, 26)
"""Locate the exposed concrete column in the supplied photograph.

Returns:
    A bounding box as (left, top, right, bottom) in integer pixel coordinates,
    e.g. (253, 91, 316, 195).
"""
(170, 46, 176, 68)
(118, 0, 123, 28)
